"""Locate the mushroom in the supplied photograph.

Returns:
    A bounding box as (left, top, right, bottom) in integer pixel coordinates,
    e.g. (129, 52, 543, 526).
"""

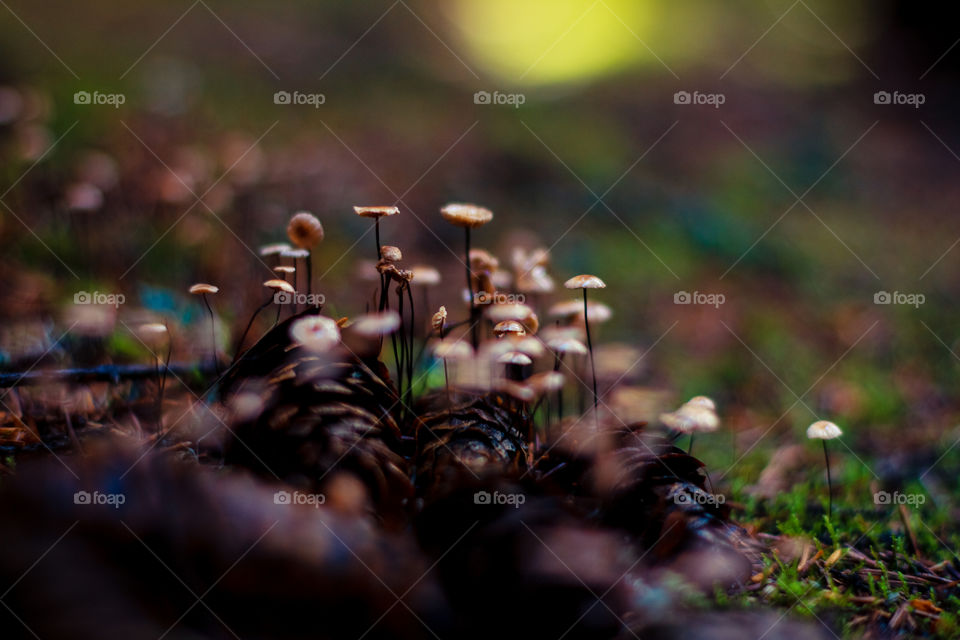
(564, 274, 606, 412)
(233, 279, 296, 362)
(353, 206, 399, 261)
(660, 402, 719, 454)
(350, 310, 402, 338)
(137, 322, 170, 429)
(290, 315, 340, 354)
(807, 419, 843, 519)
(380, 245, 402, 263)
(493, 320, 526, 339)
(440, 202, 493, 348)
(188, 283, 220, 375)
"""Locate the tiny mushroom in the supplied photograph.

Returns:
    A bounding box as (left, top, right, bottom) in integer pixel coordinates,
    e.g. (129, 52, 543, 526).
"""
(493, 320, 526, 339)
(290, 315, 341, 353)
(564, 274, 606, 412)
(354, 205, 399, 261)
(807, 419, 843, 519)
(188, 283, 220, 374)
(440, 202, 494, 348)
(286, 211, 324, 249)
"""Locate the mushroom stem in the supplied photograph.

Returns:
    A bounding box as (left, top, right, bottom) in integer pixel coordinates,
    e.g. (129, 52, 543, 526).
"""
(464, 227, 477, 349)
(233, 295, 273, 363)
(823, 439, 833, 519)
(201, 293, 220, 376)
(582, 289, 599, 412)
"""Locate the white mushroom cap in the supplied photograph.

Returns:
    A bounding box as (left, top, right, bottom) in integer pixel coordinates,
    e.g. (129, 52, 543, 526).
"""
(497, 351, 533, 366)
(281, 248, 310, 259)
(290, 316, 340, 353)
(807, 420, 842, 440)
(528, 371, 565, 394)
(263, 279, 295, 294)
(350, 311, 401, 337)
(660, 405, 719, 434)
(548, 337, 588, 356)
(188, 283, 219, 295)
(564, 274, 606, 289)
(685, 396, 716, 411)
(259, 242, 291, 256)
(354, 205, 399, 219)
(432, 338, 473, 361)
(410, 265, 441, 286)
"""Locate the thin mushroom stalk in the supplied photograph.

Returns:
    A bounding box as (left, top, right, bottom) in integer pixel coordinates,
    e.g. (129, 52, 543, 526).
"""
(201, 293, 219, 376)
(582, 289, 598, 412)
(807, 420, 843, 520)
(233, 295, 274, 363)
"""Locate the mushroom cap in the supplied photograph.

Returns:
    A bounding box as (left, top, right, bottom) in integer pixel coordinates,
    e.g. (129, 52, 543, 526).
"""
(410, 265, 441, 286)
(188, 283, 219, 295)
(440, 203, 493, 228)
(493, 320, 526, 338)
(281, 248, 310, 259)
(263, 279, 295, 294)
(350, 311, 401, 337)
(528, 371, 565, 394)
(354, 205, 399, 219)
(431, 306, 447, 331)
(273, 266, 296, 274)
(685, 395, 716, 411)
(497, 351, 533, 366)
(575, 301, 612, 324)
(548, 337, 588, 356)
(290, 315, 340, 353)
(548, 300, 584, 318)
(433, 338, 473, 360)
(495, 380, 535, 402)
(564, 274, 606, 289)
(286, 211, 324, 249)
(516, 265, 555, 293)
(138, 322, 168, 335)
(807, 420, 842, 440)
(380, 245, 402, 262)
(469, 248, 499, 273)
(259, 242, 291, 256)
(661, 405, 719, 433)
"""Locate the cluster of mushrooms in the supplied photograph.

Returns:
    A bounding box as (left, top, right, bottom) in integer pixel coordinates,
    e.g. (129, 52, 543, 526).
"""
(180, 203, 847, 514)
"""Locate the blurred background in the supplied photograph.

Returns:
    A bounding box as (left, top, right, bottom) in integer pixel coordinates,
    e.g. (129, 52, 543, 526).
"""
(3, 0, 960, 488)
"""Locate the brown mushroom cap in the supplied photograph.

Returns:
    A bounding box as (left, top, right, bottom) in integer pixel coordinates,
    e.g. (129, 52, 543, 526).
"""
(263, 279, 295, 294)
(440, 203, 493, 228)
(353, 205, 399, 219)
(188, 283, 219, 295)
(469, 248, 499, 273)
(493, 320, 526, 338)
(380, 245, 402, 262)
(431, 306, 447, 331)
(286, 211, 324, 249)
(564, 274, 606, 289)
